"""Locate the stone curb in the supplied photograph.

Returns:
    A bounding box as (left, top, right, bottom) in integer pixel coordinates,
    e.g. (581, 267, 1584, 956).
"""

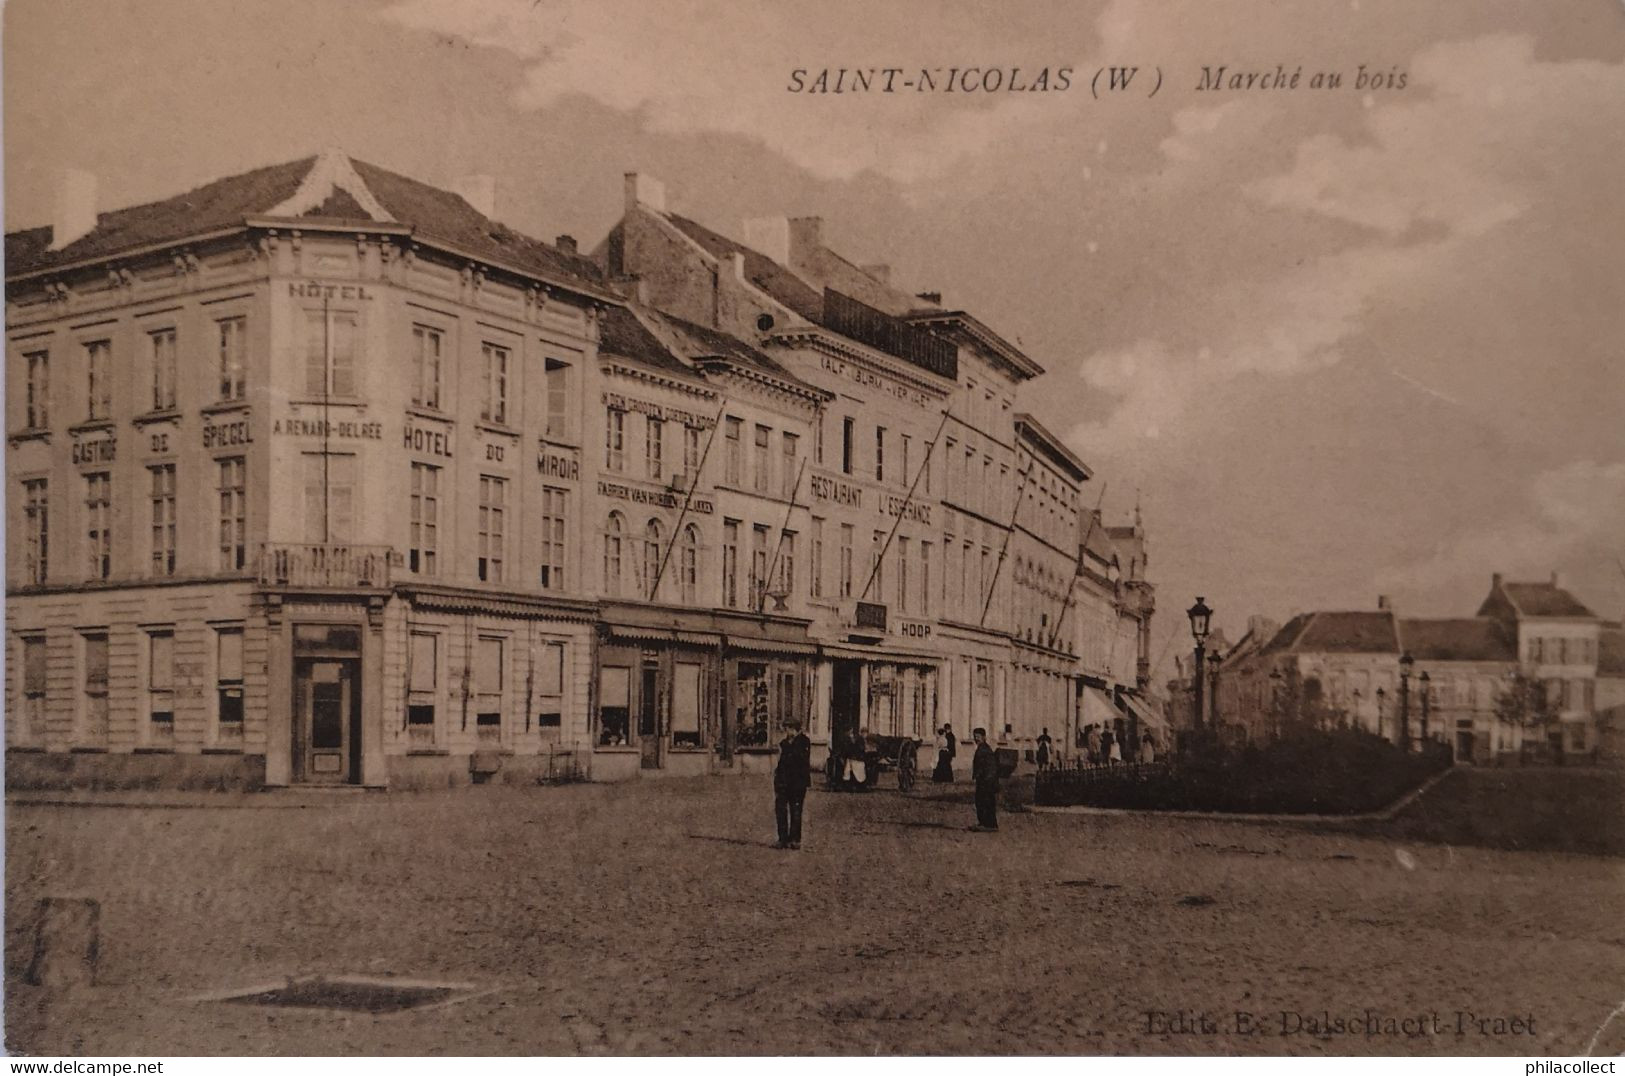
(1026, 766, 1456, 824)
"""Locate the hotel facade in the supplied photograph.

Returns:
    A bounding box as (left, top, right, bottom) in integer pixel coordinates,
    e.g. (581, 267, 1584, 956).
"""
(5, 153, 1158, 788)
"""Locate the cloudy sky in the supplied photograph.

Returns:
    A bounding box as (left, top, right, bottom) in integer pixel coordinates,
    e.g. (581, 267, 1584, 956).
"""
(7, 0, 1623, 673)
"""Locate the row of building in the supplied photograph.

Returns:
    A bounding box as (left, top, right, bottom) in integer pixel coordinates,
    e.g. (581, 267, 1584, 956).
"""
(4, 151, 1159, 788)
(1166, 574, 1625, 764)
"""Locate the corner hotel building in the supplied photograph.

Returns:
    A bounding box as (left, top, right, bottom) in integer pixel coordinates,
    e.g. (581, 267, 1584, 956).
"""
(5, 152, 1158, 788)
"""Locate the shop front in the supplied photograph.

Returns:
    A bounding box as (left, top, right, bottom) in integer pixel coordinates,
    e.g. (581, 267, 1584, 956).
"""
(596, 622, 723, 780)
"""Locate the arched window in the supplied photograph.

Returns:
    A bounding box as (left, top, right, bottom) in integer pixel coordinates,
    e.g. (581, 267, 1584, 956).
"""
(680, 525, 700, 605)
(604, 512, 624, 596)
(643, 519, 663, 599)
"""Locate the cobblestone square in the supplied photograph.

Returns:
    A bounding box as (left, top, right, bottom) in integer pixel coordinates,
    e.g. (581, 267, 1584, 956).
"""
(6, 772, 1621, 1056)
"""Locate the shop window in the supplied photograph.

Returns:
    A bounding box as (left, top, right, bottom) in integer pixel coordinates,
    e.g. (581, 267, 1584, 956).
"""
(600, 666, 631, 746)
(408, 631, 437, 744)
(536, 642, 565, 740)
(216, 628, 244, 739)
(672, 661, 703, 747)
(20, 634, 47, 743)
(475, 636, 504, 739)
(736, 662, 770, 747)
(148, 630, 175, 738)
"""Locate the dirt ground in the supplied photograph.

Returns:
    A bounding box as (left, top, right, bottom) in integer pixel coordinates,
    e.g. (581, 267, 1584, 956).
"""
(5, 770, 1622, 1056)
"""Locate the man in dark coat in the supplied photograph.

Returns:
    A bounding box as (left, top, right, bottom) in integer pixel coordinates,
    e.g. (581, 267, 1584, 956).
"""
(774, 718, 812, 849)
(970, 727, 999, 831)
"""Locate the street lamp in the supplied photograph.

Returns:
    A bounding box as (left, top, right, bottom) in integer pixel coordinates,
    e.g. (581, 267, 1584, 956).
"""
(1267, 666, 1280, 741)
(1208, 649, 1222, 731)
(1418, 670, 1431, 745)
(1187, 597, 1212, 733)
(1399, 650, 1415, 752)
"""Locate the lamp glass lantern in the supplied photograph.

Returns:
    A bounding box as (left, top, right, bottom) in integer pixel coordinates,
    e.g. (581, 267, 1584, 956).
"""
(1187, 597, 1212, 644)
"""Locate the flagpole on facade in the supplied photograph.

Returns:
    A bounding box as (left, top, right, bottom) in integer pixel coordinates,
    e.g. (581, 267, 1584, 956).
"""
(648, 399, 730, 599)
(978, 458, 1035, 627)
(759, 456, 809, 612)
(1047, 481, 1107, 651)
(859, 406, 952, 604)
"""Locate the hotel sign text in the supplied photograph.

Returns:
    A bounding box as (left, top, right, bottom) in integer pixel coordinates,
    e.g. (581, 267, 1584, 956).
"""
(597, 479, 714, 515)
(810, 474, 863, 507)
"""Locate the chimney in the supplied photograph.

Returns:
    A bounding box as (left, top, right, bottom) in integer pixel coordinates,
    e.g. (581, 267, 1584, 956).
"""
(555, 234, 578, 256)
(48, 169, 99, 251)
(916, 290, 942, 305)
(1550, 570, 1561, 588)
(1377, 595, 1391, 611)
(1492, 572, 1503, 589)
(452, 174, 496, 220)
(863, 263, 892, 285)
(788, 216, 823, 264)
(726, 251, 747, 282)
(743, 216, 790, 266)
(624, 173, 666, 215)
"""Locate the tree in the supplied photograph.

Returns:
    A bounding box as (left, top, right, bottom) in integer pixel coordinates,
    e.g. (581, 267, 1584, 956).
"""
(1493, 667, 1560, 751)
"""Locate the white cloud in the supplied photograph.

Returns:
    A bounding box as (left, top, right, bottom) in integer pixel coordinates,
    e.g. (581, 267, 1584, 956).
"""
(379, 0, 1080, 183)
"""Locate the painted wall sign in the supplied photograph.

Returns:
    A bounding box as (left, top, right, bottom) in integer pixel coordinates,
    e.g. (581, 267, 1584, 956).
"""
(895, 618, 934, 640)
(818, 354, 930, 408)
(203, 419, 254, 450)
(288, 281, 376, 301)
(600, 391, 716, 430)
(403, 423, 453, 457)
(880, 492, 932, 526)
(273, 416, 384, 440)
(597, 479, 714, 515)
(540, 447, 580, 481)
(810, 473, 864, 507)
(71, 436, 117, 466)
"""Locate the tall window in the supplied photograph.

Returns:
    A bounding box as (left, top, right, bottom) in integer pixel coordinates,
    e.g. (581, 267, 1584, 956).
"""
(216, 627, 244, 732)
(20, 635, 47, 743)
(217, 458, 247, 570)
(683, 426, 702, 479)
(149, 464, 176, 576)
(722, 519, 739, 608)
(304, 310, 357, 396)
(537, 642, 565, 739)
(901, 435, 912, 489)
(897, 536, 910, 613)
(605, 409, 625, 472)
(810, 518, 824, 599)
(147, 630, 175, 731)
(407, 631, 437, 740)
(645, 416, 664, 479)
(751, 525, 769, 606)
(84, 472, 111, 580)
(753, 425, 771, 493)
(303, 454, 355, 543)
(475, 636, 504, 737)
(481, 343, 509, 424)
(85, 339, 111, 420)
(412, 325, 442, 409)
(814, 412, 824, 464)
(24, 350, 48, 428)
(839, 524, 854, 599)
(217, 317, 247, 402)
(842, 417, 855, 475)
(149, 328, 177, 411)
(875, 426, 886, 483)
(724, 417, 742, 485)
(23, 478, 48, 585)
(477, 476, 506, 582)
(781, 433, 799, 500)
(641, 520, 664, 599)
(776, 531, 796, 597)
(920, 541, 932, 616)
(409, 462, 440, 575)
(604, 512, 625, 596)
(540, 487, 567, 591)
(81, 632, 109, 745)
(679, 525, 699, 604)
(544, 359, 570, 440)
(871, 530, 885, 598)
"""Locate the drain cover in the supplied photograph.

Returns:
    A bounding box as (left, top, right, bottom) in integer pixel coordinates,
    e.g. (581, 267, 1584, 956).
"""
(221, 977, 463, 1014)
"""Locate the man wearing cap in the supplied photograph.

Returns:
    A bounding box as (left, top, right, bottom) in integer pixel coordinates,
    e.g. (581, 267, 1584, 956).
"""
(970, 727, 1000, 832)
(774, 717, 812, 849)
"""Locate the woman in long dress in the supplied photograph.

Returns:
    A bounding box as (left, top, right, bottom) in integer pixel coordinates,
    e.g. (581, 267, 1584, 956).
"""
(932, 724, 955, 782)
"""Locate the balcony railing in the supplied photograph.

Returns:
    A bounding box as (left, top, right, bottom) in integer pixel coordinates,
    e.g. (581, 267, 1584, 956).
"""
(258, 543, 395, 589)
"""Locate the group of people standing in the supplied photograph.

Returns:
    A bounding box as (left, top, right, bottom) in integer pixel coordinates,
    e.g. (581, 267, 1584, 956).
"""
(1078, 722, 1158, 766)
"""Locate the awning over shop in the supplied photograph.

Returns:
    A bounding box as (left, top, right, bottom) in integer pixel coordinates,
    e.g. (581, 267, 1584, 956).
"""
(603, 624, 721, 648)
(1080, 686, 1119, 729)
(1117, 692, 1166, 733)
(723, 636, 820, 658)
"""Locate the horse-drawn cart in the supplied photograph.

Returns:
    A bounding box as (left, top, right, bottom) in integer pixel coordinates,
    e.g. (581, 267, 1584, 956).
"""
(825, 734, 920, 792)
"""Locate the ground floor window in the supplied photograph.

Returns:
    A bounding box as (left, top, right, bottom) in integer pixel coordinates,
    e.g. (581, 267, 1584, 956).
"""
(408, 631, 438, 744)
(216, 627, 244, 740)
(670, 661, 703, 747)
(475, 635, 504, 740)
(19, 634, 47, 743)
(600, 666, 631, 746)
(735, 662, 771, 747)
(147, 629, 175, 742)
(535, 642, 565, 741)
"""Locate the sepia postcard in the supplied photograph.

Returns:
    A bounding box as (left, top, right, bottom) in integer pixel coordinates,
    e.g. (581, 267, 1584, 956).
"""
(3, 0, 1622, 1061)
